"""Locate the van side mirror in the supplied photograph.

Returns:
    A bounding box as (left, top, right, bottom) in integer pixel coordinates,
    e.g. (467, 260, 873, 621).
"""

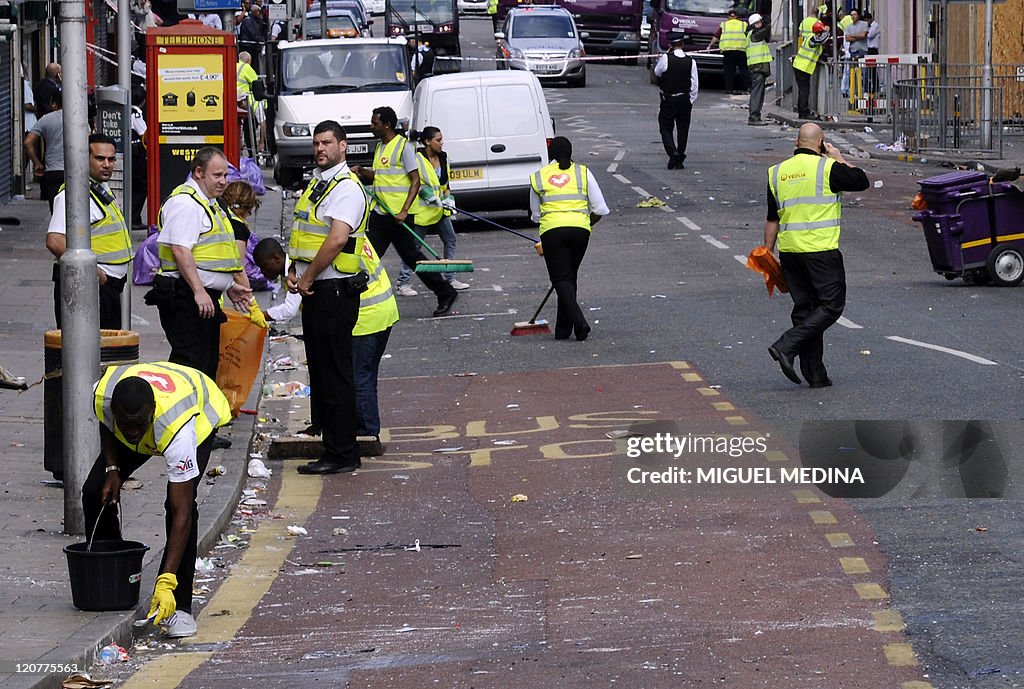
(494, 31, 505, 39)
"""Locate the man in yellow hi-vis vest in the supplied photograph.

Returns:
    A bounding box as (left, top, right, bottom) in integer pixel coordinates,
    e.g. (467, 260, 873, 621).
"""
(353, 106, 458, 317)
(145, 147, 252, 380)
(83, 362, 231, 638)
(764, 123, 869, 388)
(711, 8, 749, 95)
(46, 133, 134, 329)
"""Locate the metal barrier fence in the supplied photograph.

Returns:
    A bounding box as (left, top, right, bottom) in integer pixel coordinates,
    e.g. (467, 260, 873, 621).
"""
(892, 77, 1003, 156)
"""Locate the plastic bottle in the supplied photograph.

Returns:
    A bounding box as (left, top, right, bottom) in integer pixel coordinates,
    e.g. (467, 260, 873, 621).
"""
(98, 644, 119, 665)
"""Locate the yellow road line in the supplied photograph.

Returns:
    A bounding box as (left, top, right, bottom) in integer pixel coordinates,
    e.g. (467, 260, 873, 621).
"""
(792, 489, 821, 504)
(696, 387, 720, 396)
(681, 372, 703, 382)
(902, 682, 935, 689)
(712, 402, 735, 411)
(854, 583, 889, 600)
(873, 611, 905, 632)
(840, 557, 870, 574)
(809, 510, 837, 524)
(669, 361, 691, 369)
(764, 450, 788, 463)
(884, 643, 919, 666)
(724, 416, 747, 426)
(825, 532, 854, 547)
(119, 470, 323, 688)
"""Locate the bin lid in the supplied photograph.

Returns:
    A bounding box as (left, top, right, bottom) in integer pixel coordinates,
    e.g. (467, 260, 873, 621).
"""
(45, 329, 140, 348)
(917, 171, 987, 189)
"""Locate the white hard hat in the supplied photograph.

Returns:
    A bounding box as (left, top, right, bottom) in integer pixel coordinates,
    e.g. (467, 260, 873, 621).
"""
(748, 13, 762, 25)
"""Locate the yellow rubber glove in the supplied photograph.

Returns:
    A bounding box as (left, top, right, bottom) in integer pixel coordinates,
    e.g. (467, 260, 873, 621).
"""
(248, 301, 268, 329)
(148, 572, 178, 624)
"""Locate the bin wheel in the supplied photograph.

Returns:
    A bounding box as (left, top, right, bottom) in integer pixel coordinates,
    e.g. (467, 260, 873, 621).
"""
(986, 243, 1024, 286)
(942, 272, 958, 281)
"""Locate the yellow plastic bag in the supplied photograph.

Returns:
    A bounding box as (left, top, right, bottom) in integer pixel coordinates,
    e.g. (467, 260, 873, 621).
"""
(217, 309, 267, 416)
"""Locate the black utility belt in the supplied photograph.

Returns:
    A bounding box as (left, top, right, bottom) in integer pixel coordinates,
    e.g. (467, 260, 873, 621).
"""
(307, 272, 369, 296)
(153, 274, 222, 296)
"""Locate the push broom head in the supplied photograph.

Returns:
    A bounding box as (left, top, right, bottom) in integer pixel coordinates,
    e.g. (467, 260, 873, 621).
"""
(511, 319, 551, 336)
(415, 260, 474, 273)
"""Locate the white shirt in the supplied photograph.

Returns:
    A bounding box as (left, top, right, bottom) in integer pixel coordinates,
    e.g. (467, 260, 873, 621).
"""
(653, 49, 700, 105)
(23, 77, 36, 132)
(529, 164, 610, 224)
(47, 182, 130, 279)
(294, 161, 367, 281)
(866, 21, 881, 50)
(200, 13, 223, 30)
(164, 418, 200, 482)
(158, 177, 236, 291)
(130, 105, 147, 138)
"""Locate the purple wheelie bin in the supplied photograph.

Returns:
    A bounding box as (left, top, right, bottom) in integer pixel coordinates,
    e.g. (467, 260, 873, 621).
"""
(912, 170, 1024, 286)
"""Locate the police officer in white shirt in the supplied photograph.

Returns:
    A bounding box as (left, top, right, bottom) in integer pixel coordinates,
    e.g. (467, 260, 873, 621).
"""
(146, 147, 251, 380)
(654, 30, 700, 170)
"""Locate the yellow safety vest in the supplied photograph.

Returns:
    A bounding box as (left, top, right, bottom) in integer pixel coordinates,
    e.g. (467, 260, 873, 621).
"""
(354, 238, 399, 337)
(371, 135, 414, 217)
(746, 35, 772, 67)
(487, 0, 497, 15)
(838, 15, 853, 33)
(718, 18, 748, 51)
(236, 61, 256, 97)
(94, 361, 231, 456)
(413, 151, 444, 226)
(530, 162, 591, 234)
(289, 171, 369, 275)
(59, 182, 134, 265)
(768, 153, 842, 253)
(793, 21, 823, 74)
(798, 15, 817, 50)
(157, 184, 242, 274)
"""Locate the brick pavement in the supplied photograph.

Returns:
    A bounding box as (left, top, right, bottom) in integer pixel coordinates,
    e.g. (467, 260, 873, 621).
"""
(0, 186, 284, 689)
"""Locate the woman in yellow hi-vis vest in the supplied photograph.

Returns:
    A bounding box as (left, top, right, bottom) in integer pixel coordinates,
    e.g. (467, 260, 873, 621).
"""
(529, 137, 610, 341)
(84, 362, 231, 639)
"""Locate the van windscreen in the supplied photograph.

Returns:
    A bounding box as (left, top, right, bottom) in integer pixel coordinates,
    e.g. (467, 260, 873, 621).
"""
(663, 0, 733, 14)
(281, 44, 408, 92)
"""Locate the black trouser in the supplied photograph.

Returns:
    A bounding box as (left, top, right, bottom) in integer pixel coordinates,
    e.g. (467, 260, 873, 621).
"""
(52, 263, 126, 330)
(82, 433, 214, 614)
(775, 249, 846, 384)
(367, 213, 456, 303)
(794, 67, 812, 117)
(131, 150, 148, 228)
(146, 275, 225, 379)
(301, 278, 361, 466)
(722, 50, 747, 92)
(748, 69, 768, 120)
(541, 226, 591, 339)
(658, 95, 692, 163)
(41, 170, 65, 213)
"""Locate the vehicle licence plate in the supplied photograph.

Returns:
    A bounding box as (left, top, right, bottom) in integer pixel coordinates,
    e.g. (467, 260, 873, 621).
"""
(532, 62, 560, 73)
(348, 143, 369, 154)
(450, 167, 484, 181)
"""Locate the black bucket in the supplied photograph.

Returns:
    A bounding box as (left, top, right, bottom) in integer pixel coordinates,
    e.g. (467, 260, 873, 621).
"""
(63, 540, 150, 611)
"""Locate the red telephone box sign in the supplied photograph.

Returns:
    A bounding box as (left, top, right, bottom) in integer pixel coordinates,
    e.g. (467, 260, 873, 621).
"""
(144, 20, 239, 226)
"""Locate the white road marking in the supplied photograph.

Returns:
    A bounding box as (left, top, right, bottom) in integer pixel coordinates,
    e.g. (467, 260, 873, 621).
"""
(734, 255, 748, 265)
(613, 173, 631, 184)
(606, 162, 618, 173)
(419, 309, 519, 321)
(631, 186, 651, 197)
(701, 234, 729, 250)
(885, 336, 998, 366)
(613, 149, 625, 162)
(676, 216, 701, 231)
(836, 316, 863, 329)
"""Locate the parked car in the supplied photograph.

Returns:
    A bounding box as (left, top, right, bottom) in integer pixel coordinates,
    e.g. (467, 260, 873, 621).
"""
(363, 0, 386, 14)
(411, 69, 555, 212)
(304, 4, 373, 38)
(270, 38, 413, 187)
(458, 0, 488, 14)
(495, 6, 587, 87)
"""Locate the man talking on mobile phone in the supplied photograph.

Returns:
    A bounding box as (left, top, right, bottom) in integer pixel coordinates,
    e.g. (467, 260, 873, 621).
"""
(763, 123, 870, 388)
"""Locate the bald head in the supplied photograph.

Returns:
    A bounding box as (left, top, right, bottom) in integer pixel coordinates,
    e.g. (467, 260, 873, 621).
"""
(796, 123, 824, 150)
(45, 63, 62, 80)
(239, 51, 252, 64)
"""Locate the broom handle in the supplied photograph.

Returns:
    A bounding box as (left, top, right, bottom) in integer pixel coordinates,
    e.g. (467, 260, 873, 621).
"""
(452, 206, 540, 243)
(530, 285, 555, 324)
(369, 191, 443, 260)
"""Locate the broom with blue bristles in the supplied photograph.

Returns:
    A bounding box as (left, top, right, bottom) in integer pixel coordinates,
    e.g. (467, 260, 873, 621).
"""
(369, 192, 474, 274)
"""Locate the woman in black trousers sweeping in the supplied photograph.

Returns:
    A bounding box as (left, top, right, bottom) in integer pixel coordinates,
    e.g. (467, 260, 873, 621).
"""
(529, 137, 610, 340)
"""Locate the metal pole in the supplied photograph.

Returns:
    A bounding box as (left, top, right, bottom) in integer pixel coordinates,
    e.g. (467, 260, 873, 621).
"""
(118, 0, 132, 329)
(320, 0, 328, 39)
(980, 0, 993, 149)
(60, 0, 102, 535)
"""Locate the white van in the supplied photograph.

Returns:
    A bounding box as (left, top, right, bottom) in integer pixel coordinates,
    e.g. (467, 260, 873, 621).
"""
(271, 37, 412, 187)
(411, 70, 554, 213)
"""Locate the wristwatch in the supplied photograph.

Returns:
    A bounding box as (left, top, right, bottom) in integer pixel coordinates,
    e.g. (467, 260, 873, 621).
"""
(105, 465, 120, 474)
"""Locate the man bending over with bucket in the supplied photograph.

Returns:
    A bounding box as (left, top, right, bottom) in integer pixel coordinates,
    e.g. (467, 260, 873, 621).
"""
(83, 361, 232, 638)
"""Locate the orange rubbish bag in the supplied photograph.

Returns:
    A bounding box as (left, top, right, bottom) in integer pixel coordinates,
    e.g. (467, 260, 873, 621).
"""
(746, 246, 789, 296)
(217, 309, 268, 416)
